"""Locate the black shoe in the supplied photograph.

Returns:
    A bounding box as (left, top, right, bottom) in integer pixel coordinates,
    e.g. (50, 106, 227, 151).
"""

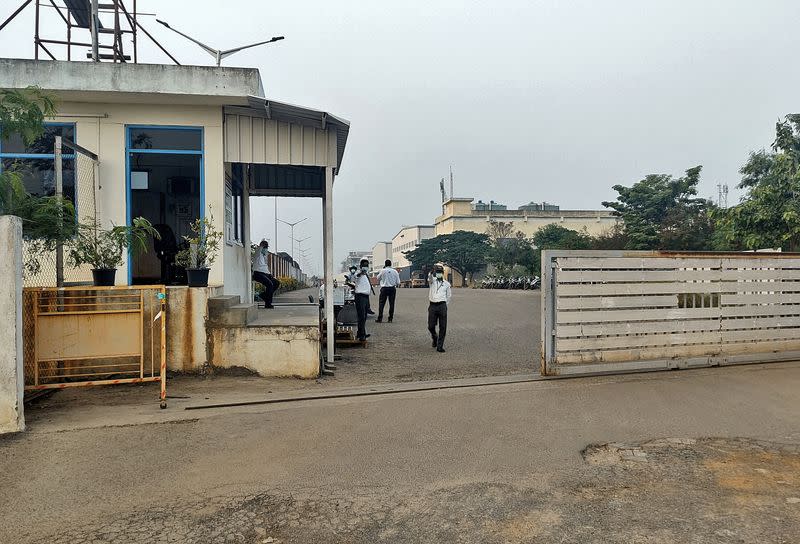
(437, 347, 446, 353)
(357, 334, 371, 341)
(265, 304, 274, 309)
(367, 310, 375, 315)
(375, 318, 383, 323)
(431, 337, 438, 348)
(388, 318, 393, 323)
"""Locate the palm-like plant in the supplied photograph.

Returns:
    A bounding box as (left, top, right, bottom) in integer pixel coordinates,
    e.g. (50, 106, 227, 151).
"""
(68, 217, 160, 270)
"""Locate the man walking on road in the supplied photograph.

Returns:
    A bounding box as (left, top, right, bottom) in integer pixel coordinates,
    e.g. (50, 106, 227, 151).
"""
(428, 263, 451, 353)
(352, 258, 373, 341)
(376, 259, 400, 323)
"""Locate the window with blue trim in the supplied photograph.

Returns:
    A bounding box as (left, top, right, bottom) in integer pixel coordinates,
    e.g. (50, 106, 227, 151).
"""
(0, 123, 77, 203)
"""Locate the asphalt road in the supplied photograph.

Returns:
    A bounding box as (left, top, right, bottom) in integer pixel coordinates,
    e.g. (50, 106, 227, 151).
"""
(3, 361, 800, 543)
(330, 287, 540, 385)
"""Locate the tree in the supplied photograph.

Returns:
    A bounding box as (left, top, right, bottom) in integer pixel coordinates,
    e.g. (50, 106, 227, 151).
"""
(530, 224, 593, 275)
(714, 115, 800, 251)
(602, 166, 716, 250)
(404, 230, 490, 286)
(486, 220, 515, 242)
(590, 223, 629, 250)
(485, 220, 536, 274)
(0, 87, 77, 275)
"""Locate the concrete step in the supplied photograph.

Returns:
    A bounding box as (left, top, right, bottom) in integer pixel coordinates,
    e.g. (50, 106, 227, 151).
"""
(209, 303, 258, 327)
(207, 295, 241, 316)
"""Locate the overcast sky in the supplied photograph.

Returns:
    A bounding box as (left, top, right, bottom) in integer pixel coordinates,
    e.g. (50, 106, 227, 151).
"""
(2, 0, 799, 275)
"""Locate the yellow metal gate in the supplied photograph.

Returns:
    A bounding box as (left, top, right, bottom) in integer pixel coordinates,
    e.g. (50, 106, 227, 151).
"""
(23, 286, 168, 408)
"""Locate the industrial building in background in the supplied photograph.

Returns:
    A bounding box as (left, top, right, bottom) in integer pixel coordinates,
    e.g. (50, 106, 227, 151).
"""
(435, 197, 617, 237)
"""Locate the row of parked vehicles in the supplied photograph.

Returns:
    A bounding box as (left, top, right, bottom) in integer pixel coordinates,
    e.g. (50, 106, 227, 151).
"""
(480, 275, 541, 290)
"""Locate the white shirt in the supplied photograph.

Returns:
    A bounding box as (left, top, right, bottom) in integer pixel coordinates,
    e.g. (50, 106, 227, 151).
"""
(377, 266, 401, 288)
(354, 272, 372, 295)
(429, 276, 451, 303)
(253, 250, 270, 274)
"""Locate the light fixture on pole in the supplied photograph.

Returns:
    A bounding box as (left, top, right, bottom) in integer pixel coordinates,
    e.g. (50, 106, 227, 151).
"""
(296, 235, 312, 253)
(156, 19, 284, 66)
(277, 217, 307, 258)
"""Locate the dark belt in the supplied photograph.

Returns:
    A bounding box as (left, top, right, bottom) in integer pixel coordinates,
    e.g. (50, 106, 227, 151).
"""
(429, 300, 447, 305)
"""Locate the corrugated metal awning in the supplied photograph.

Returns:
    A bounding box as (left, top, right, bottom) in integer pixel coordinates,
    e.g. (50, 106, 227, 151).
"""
(224, 96, 350, 172)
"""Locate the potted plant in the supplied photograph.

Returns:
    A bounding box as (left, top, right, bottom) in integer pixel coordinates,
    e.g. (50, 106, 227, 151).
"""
(68, 217, 160, 286)
(175, 213, 222, 287)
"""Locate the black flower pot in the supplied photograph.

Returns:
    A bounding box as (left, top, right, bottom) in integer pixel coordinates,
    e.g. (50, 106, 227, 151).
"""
(92, 268, 117, 287)
(186, 268, 210, 287)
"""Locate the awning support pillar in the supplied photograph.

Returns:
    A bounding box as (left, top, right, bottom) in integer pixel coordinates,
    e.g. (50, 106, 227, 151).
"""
(323, 166, 335, 365)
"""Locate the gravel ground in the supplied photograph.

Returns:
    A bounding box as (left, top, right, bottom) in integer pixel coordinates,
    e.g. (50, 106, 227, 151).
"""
(330, 287, 540, 384)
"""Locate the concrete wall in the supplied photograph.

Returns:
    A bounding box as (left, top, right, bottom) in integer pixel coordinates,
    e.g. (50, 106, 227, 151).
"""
(208, 326, 320, 378)
(165, 285, 222, 373)
(0, 216, 25, 434)
(0, 59, 263, 105)
(52, 101, 228, 288)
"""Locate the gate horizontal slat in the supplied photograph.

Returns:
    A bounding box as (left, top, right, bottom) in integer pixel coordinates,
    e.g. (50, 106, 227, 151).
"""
(721, 304, 800, 317)
(721, 293, 800, 305)
(558, 257, 723, 269)
(556, 307, 721, 324)
(557, 318, 720, 338)
(557, 282, 721, 296)
(557, 295, 678, 310)
(557, 331, 722, 351)
(721, 316, 800, 330)
(557, 269, 722, 283)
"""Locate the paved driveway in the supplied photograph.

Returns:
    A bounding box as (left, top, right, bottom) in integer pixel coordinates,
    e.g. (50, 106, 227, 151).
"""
(331, 287, 540, 385)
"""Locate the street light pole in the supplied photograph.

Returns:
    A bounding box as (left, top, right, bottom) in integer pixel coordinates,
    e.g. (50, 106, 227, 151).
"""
(277, 217, 307, 258)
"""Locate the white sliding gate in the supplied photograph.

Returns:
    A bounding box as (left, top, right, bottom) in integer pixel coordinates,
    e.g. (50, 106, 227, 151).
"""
(541, 250, 800, 376)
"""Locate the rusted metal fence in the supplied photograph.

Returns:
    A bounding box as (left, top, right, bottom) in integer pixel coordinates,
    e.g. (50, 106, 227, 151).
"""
(23, 285, 167, 407)
(541, 250, 800, 376)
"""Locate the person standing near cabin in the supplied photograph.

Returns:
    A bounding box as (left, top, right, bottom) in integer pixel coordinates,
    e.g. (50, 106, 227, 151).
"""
(346, 264, 376, 315)
(376, 259, 400, 323)
(428, 263, 451, 353)
(252, 240, 280, 309)
(351, 258, 373, 341)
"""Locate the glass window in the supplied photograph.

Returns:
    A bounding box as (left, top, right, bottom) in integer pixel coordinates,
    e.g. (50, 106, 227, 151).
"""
(0, 123, 77, 205)
(129, 128, 202, 151)
(225, 165, 245, 245)
(1, 158, 75, 201)
(0, 124, 76, 155)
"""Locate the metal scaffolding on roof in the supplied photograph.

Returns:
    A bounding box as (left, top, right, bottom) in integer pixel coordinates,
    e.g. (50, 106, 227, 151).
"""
(0, 0, 180, 64)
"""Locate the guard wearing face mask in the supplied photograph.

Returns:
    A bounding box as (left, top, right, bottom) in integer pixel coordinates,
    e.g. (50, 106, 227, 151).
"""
(428, 263, 452, 353)
(350, 258, 373, 341)
(346, 264, 375, 315)
(252, 240, 280, 309)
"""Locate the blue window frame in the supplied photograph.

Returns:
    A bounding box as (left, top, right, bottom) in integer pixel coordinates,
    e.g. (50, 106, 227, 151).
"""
(0, 122, 77, 203)
(125, 125, 204, 284)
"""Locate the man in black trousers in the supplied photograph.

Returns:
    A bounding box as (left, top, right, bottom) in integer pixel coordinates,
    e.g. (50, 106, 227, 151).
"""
(427, 263, 452, 353)
(349, 258, 373, 341)
(376, 259, 401, 323)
